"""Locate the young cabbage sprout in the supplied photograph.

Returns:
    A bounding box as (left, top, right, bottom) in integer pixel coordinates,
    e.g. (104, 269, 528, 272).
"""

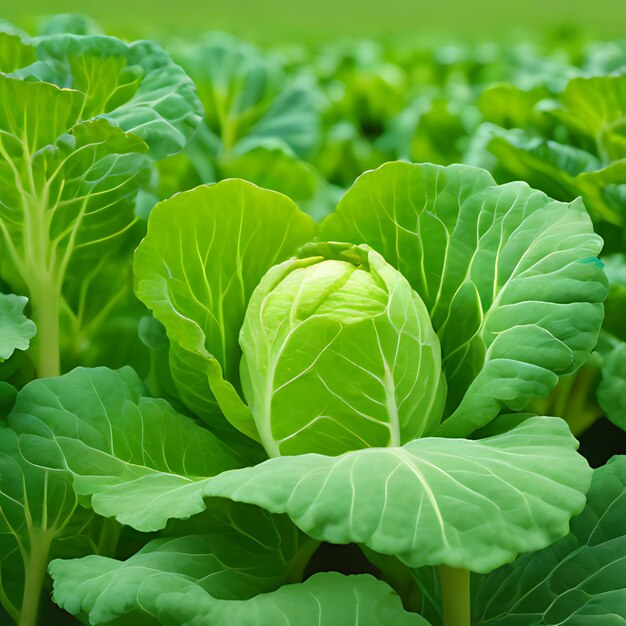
(240, 242, 446, 456)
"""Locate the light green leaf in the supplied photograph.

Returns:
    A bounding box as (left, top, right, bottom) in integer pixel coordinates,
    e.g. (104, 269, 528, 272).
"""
(134, 179, 316, 437)
(320, 162, 607, 437)
(472, 455, 626, 625)
(201, 416, 590, 573)
(50, 500, 320, 624)
(0, 294, 35, 362)
(173, 33, 320, 158)
(488, 130, 626, 227)
(37, 412, 591, 573)
(38, 13, 103, 36)
(548, 74, 626, 162)
(220, 144, 320, 206)
(0, 427, 96, 622)
(479, 83, 548, 129)
(13, 34, 202, 159)
(240, 242, 445, 456)
(59, 247, 150, 373)
(51, 558, 425, 626)
(598, 342, 626, 430)
(0, 32, 36, 72)
(0, 73, 151, 376)
(9, 366, 250, 529)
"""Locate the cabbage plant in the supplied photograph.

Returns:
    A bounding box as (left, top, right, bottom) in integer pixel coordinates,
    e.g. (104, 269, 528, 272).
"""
(0, 18, 625, 626)
(6, 160, 618, 626)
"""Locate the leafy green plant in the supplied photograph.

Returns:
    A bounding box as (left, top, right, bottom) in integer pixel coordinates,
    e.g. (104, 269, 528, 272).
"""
(0, 15, 625, 626)
(6, 161, 608, 625)
(0, 22, 202, 625)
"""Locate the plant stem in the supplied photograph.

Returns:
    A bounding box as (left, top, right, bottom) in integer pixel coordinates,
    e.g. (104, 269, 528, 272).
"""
(564, 364, 602, 437)
(360, 546, 422, 612)
(19, 534, 52, 626)
(439, 565, 470, 626)
(28, 275, 61, 378)
(97, 518, 121, 557)
(285, 537, 320, 584)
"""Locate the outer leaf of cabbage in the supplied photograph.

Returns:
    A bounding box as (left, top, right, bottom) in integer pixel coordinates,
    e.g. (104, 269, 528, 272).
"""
(21, 399, 592, 575)
(12, 33, 202, 159)
(472, 455, 626, 625)
(134, 180, 316, 443)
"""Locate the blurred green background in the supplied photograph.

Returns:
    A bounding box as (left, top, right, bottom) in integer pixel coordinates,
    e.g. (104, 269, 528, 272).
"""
(3, 0, 626, 42)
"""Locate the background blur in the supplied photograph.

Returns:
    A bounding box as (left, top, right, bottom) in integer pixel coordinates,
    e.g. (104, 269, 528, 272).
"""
(3, 0, 626, 43)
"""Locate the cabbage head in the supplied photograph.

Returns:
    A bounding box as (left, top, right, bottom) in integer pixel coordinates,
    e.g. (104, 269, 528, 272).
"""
(240, 242, 446, 456)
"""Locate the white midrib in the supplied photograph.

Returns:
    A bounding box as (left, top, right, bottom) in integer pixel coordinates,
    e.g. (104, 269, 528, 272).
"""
(257, 357, 282, 458)
(383, 360, 401, 447)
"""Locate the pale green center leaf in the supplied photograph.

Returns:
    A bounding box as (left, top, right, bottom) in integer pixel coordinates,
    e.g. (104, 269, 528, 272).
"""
(240, 243, 446, 456)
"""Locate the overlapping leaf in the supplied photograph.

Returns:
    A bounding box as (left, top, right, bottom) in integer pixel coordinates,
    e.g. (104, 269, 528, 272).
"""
(9, 366, 250, 529)
(0, 32, 35, 72)
(547, 73, 626, 161)
(172, 33, 320, 158)
(598, 343, 626, 431)
(0, 74, 150, 375)
(12, 33, 202, 159)
(49, 501, 325, 624)
(22, 401, 591, 574)
(488, 130, 626, 228)
(472, 455, 626, 625)
(200, 416, 590, 573)
(0, 427, 95, 623)
(51, 564, 425, 626)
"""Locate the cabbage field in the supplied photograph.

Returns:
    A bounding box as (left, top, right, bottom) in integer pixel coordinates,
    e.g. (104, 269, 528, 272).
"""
(0, 12, 625, 626)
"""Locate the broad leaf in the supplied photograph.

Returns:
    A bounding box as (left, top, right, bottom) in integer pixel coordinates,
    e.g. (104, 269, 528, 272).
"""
(320, 162, 607, 436)
(488, 130, 626, 227)
(9, 366, 250, 529)
(201, 416, 590, 573)
(13, 33, 202, 159)
(50, 501, 320, 624)
(547, 74, 626, 161)
(38, 13, 103, 37)
(0, 74, 151, 376)
(156, 34, 324, 214)
(50, 535, 427, 626)
(0, 294, 35, 362)
(472, 455, 626, 625)
(172, 33, 320, 158)
(478, 83, 548, 130)
(0, 32, 35, 72)
(219, 144, 321, 208)
(50, 558, 425, 626)
(134, 179, 316, 436)
(34, 413, 591, 573)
